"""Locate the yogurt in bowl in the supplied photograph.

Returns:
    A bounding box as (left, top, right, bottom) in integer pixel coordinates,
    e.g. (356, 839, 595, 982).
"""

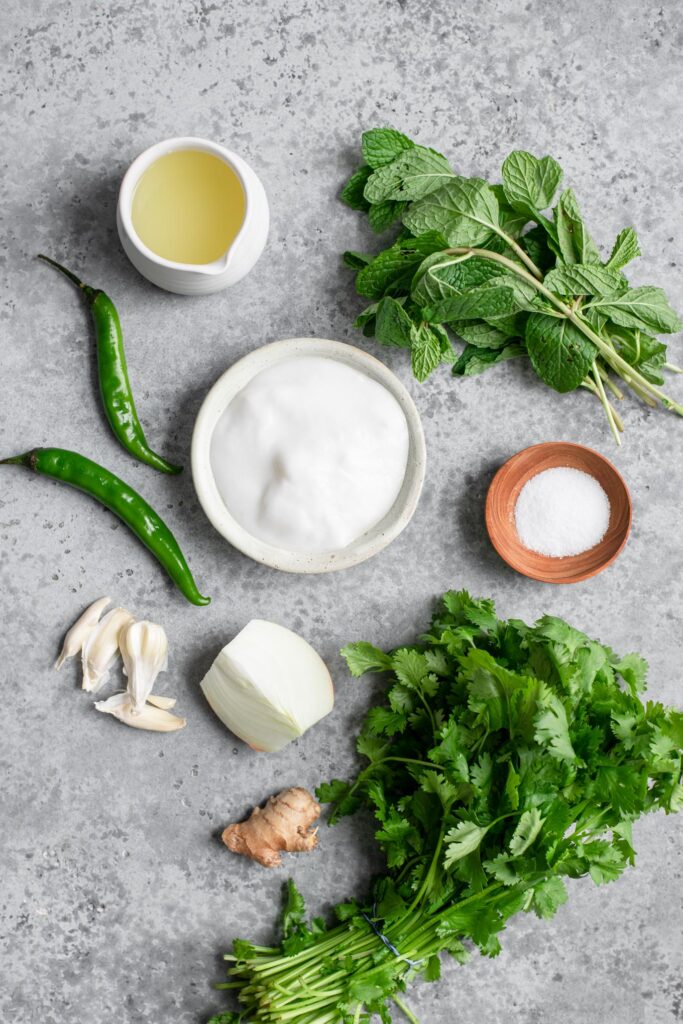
(191, 339, 426, 573)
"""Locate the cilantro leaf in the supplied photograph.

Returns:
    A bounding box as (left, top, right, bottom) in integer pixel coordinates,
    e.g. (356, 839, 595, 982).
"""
(509, 809, 544, 856)
(530, 876, 568, 919)
(534, 684, 577, 762)
(444, 821, 489, 867)
(341, 641, 393, 676)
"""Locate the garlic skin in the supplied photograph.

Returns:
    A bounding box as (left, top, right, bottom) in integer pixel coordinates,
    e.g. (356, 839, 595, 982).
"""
(119, 620, 168, 714)
(55, 596, 111, 671)
(81, 608, 134, 693)
(200, 619, 334, 752)
(146, 694, 176, 710)
(95, 692, 185, 732)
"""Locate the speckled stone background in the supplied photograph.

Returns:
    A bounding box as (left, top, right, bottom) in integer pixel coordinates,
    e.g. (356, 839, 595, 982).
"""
(1, 1, 682, 1021)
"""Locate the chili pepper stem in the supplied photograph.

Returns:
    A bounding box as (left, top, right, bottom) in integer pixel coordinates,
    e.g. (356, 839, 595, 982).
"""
(37, 254, 96, 303)
(0, 452, 32, 467)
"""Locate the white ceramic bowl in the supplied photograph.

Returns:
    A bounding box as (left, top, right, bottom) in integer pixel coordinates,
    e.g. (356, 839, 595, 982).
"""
(191, 339, 426, 573)
(117, 136, 269, 296)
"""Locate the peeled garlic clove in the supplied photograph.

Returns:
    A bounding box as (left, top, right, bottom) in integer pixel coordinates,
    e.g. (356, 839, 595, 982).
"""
(200, 619, 334, 753)
(119, 620, 168, 714)
(95, 692, 185, 732)
(146, 694, 177, 710)
(81, 608, 134, 693)
(54, 596, 111, 670)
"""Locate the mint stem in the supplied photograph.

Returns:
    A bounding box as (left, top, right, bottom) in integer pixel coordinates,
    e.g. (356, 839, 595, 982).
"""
(445, 246, 683, 417)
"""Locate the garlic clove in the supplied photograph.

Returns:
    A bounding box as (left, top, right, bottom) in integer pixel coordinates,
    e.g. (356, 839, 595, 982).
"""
(146, 694, 177, 710)
(54, 596, 111, 671)
(200, 619, 334, 753)
(81, 608, 134, 693)
(94, 692, 185, 732)
(119, 620, 168, 714)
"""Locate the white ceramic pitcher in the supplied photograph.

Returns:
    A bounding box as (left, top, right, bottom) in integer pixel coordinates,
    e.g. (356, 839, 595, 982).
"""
(116, 136, 269, 296)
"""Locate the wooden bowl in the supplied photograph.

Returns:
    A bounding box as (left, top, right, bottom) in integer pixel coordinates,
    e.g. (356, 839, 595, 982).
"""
(485, 442, 632, 584)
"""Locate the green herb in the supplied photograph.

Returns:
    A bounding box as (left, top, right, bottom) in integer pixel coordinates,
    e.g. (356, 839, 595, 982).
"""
(342, 130, 683, 444)
(210, 592, 683, 1022)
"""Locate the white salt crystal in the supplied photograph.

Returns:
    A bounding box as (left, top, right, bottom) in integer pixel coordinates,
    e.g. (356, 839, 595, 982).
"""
(514, 466, 610, 558)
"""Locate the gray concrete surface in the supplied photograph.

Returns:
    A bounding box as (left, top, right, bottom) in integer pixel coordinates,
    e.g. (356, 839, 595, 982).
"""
(1, 1, 682, 1021)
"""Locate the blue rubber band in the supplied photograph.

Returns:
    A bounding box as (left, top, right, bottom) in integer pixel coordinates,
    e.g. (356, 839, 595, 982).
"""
(361, 905, 423, 968)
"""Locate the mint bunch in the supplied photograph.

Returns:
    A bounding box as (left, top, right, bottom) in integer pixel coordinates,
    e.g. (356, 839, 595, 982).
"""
(342, 129, 683, 443)
(210, 592, 683, 1023)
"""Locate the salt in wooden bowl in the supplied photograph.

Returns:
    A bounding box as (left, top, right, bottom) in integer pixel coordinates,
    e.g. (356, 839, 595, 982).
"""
(485, 442, 632, 584)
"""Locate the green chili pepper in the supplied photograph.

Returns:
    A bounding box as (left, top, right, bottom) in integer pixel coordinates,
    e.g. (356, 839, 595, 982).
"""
(1, 447, 210, 606)
(37, 254, 182, 476)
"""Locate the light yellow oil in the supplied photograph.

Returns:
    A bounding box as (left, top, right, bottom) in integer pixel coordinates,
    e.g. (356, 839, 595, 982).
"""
(131, 149, 246, 264)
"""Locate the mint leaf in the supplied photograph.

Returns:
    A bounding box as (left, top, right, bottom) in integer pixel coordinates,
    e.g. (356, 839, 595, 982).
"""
(410, 322, 443, 381)
(411, 252, 505, 307)
(364, 147, 453, 203)
(520, 224, 556, 272)
(343, 250, 371, 269)
(554, 188, 601, 265)
(369, 199, 407, 233)
(543, 263, 627, 297)
(403, 177, 500, 248)
(355, 233, 447, 299)
(341, 165, 372, 211)
(525, 312, 596, 392)
(423, 285, 520, 324)
(361, 127, 415, 169)
(607, 227, 641, 270)
(610, 325, 668, 377)
(375, 296, 414, 348)
(450, 319, 514, 349)
(501, 151, 563, 215)
(491, 184, 532, 237)
(452, 342, 525, 377)
(585, 286, 682, 334)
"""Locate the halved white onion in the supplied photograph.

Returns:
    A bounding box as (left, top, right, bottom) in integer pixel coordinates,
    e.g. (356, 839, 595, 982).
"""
(200, 619, 334, 752)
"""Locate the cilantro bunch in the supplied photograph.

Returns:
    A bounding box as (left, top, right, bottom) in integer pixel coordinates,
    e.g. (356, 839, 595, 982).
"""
(210, 592, 683, 1024)
(342, 128, 683, 444)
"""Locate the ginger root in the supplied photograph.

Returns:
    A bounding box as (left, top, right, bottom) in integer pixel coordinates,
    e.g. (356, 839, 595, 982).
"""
(222, 787, 321, 868)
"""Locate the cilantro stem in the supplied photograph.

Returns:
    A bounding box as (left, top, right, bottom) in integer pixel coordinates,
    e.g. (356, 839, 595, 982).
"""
(393, 994, 422, 1024)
